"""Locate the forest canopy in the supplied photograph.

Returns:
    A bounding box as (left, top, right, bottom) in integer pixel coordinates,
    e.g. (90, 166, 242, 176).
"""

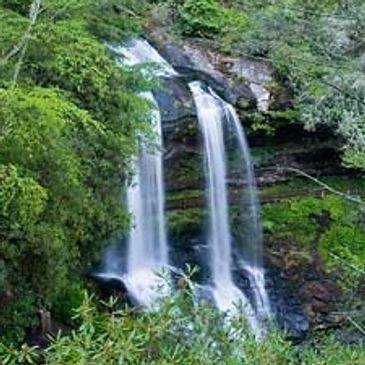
(0, 0, 151, 343)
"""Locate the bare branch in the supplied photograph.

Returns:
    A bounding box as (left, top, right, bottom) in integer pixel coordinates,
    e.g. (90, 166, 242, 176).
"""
(328, 252, 365, 275)
(261, 166, 364, 205)
(50, 4, 71, 22)
(12, 0, 43, 85)
(113, 4, 139, 18)
(347, 316, 365, 336)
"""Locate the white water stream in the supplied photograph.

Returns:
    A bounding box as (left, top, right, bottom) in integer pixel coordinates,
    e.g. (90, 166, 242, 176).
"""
(189, 81, 261, 332)
(99, 39, 270, 325)
(114, 39, 175, 307)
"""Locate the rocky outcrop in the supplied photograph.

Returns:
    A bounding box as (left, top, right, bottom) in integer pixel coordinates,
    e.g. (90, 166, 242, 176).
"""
(146, 28, 274, 112)
(153, 76, 196, 134)
(145, 29, 345, 189)
(252, 125, 346, 185)
(265, 239, 344, 331)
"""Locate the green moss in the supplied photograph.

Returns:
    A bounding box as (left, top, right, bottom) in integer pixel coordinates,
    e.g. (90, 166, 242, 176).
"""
(251, 146, 280, 164)
(259, 176, 365, 198)
(166, 155, 203, 188)
(167, 189, 203, 202)
(262, 184, 365, 290)
(167, 208, 204, 239)
(173, 119, 199, 142)
(263, 195, 352, 244)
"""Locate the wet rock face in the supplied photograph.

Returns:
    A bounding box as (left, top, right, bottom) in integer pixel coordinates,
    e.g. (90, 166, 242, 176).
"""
(247, 122, 346, 187)
(299, 280, 343, 328)
(154, 40, 255, 106)
(153, 76, 196, 133)
(146, 30, 272, 110)
(265, 239, 344, 331)
(218, 53, 273, 112)
(265, 267, 310, 340)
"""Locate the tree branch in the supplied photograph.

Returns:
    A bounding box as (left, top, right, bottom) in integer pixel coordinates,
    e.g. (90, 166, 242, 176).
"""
(328, 252, 365, 275)
(347, 316, 365, 336)
(12, 0, 42, 85)
(50, 4, 71, 22)
(261, 166, 364, 206)
(320, 79, 365, 107)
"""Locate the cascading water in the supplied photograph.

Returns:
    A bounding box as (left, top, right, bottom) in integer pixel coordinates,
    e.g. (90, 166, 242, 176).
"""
(123, 92, 169, 308)
(97, 39, 269, 323)
(189, 81, 261, 331)
(222, 100, 271, 319)
(109, 39, 176, 307)
(111, 38, 177, 77)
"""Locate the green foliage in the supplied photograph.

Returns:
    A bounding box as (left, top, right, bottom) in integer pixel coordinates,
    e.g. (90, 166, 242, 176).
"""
(244, 109, 300, 135)
(0, 164, 47, 237)
(0, 0, 152, 343)
(0, 87, 135, 339)
(0, 286, 37, 346)
(0, 342, 39, 365)
(160, 0, 249, 52)
(25, 20, 150, 127)
(0, 0, 33, 15)
(2, 286, 364, 364)
(234, 1, 365, 169)
(51, 280, 85, 324)
(179, 0, 226, 36)
(0, 8, 29, 82)
(262, 188, 365, 293)
(167, 207, 204, 238)
(319, 225, 365, 272)
(87, 0, 147, 42)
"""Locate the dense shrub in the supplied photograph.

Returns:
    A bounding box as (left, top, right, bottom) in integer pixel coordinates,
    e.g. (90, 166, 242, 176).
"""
(1, 285, 364, 365)
(0, 0, 150, 343)
(262, 186, 365, 323)
(161, 0, 249, 49)
(179, 0, 225, 35)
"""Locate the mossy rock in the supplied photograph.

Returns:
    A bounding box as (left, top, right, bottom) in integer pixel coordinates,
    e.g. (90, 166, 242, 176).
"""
(167, 207, 205, 240)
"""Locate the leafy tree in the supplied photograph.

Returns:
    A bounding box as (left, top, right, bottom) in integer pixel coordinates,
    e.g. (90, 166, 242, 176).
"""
(0, 0, 152, 343)
(234, 0, 365, 169)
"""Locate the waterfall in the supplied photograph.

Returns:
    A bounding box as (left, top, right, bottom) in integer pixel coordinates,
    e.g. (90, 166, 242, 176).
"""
(222, 102, 271, 318)
(113, 39, 175, 307)
(189, 81, 263, 332)
(123, 92, 168, 307)
(96, 38, 270, 322)
(111, 38, 177, 77)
